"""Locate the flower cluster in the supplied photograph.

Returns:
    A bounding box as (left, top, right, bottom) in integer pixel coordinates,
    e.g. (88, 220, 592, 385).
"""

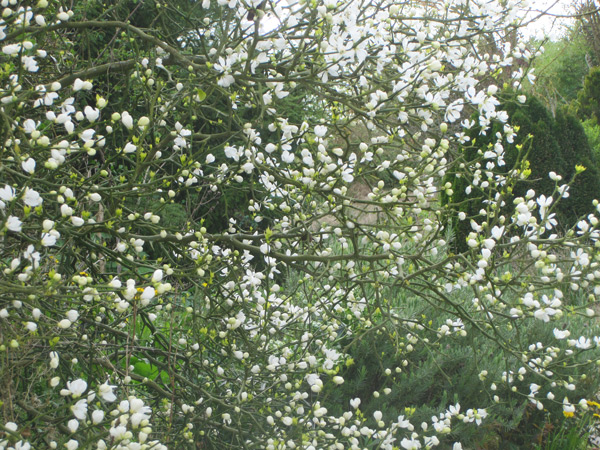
(0, 0, 599, 449)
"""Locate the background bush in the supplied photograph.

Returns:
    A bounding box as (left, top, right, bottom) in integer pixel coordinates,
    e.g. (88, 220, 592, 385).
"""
(445, 93, 600, 252)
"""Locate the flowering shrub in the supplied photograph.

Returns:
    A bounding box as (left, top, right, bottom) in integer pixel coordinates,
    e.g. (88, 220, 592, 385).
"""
(1, 1, 600, 449)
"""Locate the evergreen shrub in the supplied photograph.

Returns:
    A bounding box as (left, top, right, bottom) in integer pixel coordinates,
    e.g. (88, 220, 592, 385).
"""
(324, 281, 600, 448)
(574, 66, 600, 123)
(445, 94, 600, 252)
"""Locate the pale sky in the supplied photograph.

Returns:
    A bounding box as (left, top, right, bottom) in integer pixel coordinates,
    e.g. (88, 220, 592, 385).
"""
(525, 0, 575, 40)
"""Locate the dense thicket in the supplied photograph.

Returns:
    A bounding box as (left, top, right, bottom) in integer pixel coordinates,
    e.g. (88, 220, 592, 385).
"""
(2, 2, 600, 450)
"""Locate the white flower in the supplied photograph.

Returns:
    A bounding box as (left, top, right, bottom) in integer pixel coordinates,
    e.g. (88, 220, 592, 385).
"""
(553, 328, 570, 339)
(314, 125, 327, 137)
(80, 129, 95, 143)
(121, 111, 134, 129)
(66, 310, 79, 322)
(61, 379, 87, 398)
(73, 78, 84, 91)
(533, 307, 555, 322)
(140, 286, 155, 302)
(350, 397, 361, 409)
(21, 157, 36, 174)
(32, 308, 42, 320)
(2, 43, 21, 55)
(572, 249, 590, 267)
(65, 439, 79, 450)
(23, 119, 39, 134)
(71, 399, 88, 420)
(123, 142, 137, 153)
(22, 187, 43, 207)
(130, 397, 152, 428)
(0, 185, 15, 209)
(281, 151, 294, 163)
(49, 351, 59, 368)
(174, 122, 192, 149)
(314, 406, 327, 418)
(110, 425, 128, 440)
(61, 204, 73, 216)
(57, 8, 71, 22)
(84, 105, 100, 122)
(92, 409, 105, 424)
(71, 216, 85, 227)
(218, 73, 235, 87)
(151, 269, 163, 282)
(400, 438, 422, 449)
(263, 91, 272, 105)
(6, 216, 22, 232)
(575, 336, 592, 349)
(224, 146, 239, 161)
(563, 398, 575, 414)
(23, 55, 38, 72)
(77, 79, 92, 91)
(57, 318, 72, 329)
(98, 381, 117, 402)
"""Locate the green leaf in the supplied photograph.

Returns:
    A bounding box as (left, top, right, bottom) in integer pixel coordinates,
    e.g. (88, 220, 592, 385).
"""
(195, 88, 207, 102)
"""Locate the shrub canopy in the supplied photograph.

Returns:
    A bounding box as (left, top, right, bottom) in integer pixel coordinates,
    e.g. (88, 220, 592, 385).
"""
(2, 1, 600, 450)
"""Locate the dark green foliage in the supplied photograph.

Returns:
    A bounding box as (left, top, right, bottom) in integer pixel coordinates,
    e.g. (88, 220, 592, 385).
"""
(321, 291, 600, 449)
(582, 118, 600, 159)
(505, 105, 565, 199)
(555, 111, 600, 223)
(533, 419, 592, 450)
(444, 94, 600, 252)
(324, 324, 483, 445)
(574, 66, 600, 123)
